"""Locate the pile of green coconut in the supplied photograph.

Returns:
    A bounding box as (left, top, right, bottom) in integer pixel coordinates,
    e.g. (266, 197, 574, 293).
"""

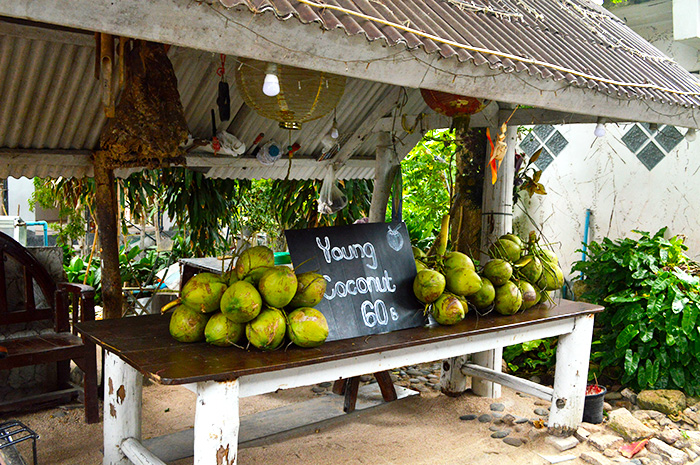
(163, 246, 329, 351)
(413, 231, 564, 326)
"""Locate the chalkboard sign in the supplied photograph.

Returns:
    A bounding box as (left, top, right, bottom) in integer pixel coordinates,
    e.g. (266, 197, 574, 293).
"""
(285, 222, 427, 342)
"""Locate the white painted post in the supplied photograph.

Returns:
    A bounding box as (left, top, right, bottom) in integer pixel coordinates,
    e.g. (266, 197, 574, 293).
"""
(548, 314, 595, 433)
(440, 355, 468, 396)
(472, 114, 518, 398)
(368, 131, 399, 223)
(104, 351, 143, 465)
(194, 380, 240, 465)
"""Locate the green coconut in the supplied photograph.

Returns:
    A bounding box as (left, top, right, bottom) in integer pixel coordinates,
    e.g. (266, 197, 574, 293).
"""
(258, 266, 298, 308)
(246, 307, 286, 351)
(518, 281, 538, 311)
(500, 234, 524, 249)
(444, 267, 482, 296)
(482, 259, 513, 286)
(169, 304, 210, 343)
(412, 246, 427, 259)
(243, 266, 274, 287)
(541, 249, 559, 266)
(288, 272, 327, 308)
(179, 272, 228, 313)
(488, 238, 521, 263)
(204, 312, 245, 346)
(493, 281, 523, 316)
(413, 269, 446, 304)
(220, 280, 263, 323)
(516, 255, 543, 283)
(468, 276, 495, 310)
(431, 293, 466, 325)
(539, 265, 564, 291)
(415, 260, 428, 272)
(235, 246, 275, 280)
(286, 307, 329, 348)
(443, 251, 475, 273)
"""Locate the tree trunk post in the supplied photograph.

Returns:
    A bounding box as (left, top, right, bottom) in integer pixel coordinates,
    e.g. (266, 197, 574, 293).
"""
(368, 131, 399, 223)
(471, 117, 518, 398)
(94, 150, 123, 319)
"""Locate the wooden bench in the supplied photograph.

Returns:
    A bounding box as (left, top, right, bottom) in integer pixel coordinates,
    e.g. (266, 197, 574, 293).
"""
(0, 231, 99, 424)
(76, 299, 602, 465)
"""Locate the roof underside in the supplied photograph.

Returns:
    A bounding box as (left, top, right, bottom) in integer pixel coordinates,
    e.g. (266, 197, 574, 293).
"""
(224, 0, 700, 108)
(0, 0, 699, 180)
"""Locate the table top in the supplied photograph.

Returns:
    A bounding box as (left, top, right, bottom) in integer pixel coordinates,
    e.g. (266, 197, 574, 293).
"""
(76, 299, 603, 386)
(179, 257, 233, 274)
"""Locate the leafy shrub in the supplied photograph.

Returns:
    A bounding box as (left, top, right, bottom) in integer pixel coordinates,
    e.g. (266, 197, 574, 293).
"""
(503, 338, 557, 381)
(572, 228, 700, 395)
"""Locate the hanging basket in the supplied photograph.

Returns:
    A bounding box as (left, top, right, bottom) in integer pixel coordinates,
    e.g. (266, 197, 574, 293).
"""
(235, 58, 346, 130)
(420, 88, 490, 118)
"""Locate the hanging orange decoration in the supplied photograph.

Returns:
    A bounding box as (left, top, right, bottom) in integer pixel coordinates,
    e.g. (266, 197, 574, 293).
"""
(420, 89, 490, 117)
(486, 122, 508, 185)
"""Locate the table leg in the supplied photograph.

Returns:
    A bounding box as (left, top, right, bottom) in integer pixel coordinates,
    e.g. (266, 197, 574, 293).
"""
(440, 355, 468, 396)
(471, 348, 503, 398)
(103, 351, 143, 465)
(549, 314, 595, 434)
(194, 379, 240, 465)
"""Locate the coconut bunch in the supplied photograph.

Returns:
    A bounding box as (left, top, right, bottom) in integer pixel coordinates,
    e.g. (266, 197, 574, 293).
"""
(412, 231, 563, 323)
(483, 232, 564, 315)
(165, 246, 330, 351)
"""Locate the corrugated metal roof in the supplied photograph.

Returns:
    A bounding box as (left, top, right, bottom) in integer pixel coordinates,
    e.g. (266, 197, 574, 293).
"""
(220, 0, 700, 109)
(0, 19, 428, 179)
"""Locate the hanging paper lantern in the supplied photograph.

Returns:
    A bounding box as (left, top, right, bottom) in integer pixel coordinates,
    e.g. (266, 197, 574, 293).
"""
(420, 89, 490, 118)
(235, 58, 346, 130)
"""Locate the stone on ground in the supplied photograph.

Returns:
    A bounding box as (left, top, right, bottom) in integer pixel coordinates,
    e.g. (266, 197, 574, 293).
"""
(646, 437, 688, 465)
(660, 426, 682, 445)
(546, 434, 579, 451)
(607, 408, 655, 441)
(588, 433, 623, 451)
(580, 451, 614, 465)
(576, 427, 592, 442)
(637, 390, 686, 415)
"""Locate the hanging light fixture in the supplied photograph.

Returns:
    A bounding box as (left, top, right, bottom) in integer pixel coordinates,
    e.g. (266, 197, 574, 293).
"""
(686, 128, 697, 141)
(235, 58, 346, 130)
(594, 117, 606, 137)
(262, 63, 280, 97)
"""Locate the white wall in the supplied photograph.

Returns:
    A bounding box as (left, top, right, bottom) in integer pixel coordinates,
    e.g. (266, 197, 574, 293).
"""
(7, 177, 35, 221)
(514, 123, 700, 283)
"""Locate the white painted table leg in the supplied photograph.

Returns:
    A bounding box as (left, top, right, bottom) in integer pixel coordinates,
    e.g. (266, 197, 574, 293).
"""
(549, 314, 595, 433)
(104, 351, 143, 465)
(471, 348, 503, 398)
(194, 379, 240, 465)
(440, 356, 468, 396)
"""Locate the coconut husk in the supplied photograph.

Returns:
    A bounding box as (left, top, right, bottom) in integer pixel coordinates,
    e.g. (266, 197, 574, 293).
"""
(97, 40, 188, 169)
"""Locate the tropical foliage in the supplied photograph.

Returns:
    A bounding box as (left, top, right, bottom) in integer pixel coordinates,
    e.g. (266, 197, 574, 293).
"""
(573, 228, 700, 395)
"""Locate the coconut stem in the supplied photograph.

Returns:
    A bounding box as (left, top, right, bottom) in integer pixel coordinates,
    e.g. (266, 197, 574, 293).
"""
(437, 214, 450, 256)
(160, 298, 181, 314)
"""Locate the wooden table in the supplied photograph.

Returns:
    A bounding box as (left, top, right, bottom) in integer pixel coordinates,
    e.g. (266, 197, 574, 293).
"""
(76, 299, 603, 465)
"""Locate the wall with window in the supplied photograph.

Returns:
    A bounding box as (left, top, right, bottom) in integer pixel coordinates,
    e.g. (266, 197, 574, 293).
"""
(513, 121, 700, 284)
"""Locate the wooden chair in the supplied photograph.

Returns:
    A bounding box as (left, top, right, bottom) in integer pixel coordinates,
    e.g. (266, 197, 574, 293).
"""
(0, 231, 99, 423)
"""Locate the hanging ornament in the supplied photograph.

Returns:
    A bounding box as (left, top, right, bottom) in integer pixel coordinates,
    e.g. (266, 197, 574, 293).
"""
(420, 89, 490, 118)
(235, 58, 346, 129)
(216, 54, 231, 121)
(486, 122, 508, 185)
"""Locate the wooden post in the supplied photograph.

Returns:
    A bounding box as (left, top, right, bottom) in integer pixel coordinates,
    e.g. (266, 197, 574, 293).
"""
(440, 355, 468, 396)
(368, 131, 399, 223)
(471, 114, 518, 398)
(194, 380, 240, 465)
(104, 351, 143, 465)
(548, 314, 595, 434)
(94, 150, 123, 319)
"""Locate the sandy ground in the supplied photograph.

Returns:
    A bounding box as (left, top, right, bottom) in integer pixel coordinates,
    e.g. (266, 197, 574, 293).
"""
(0, 374, 606, 465)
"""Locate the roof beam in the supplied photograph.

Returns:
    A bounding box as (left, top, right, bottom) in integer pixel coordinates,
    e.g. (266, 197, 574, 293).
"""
(1, 0, 699, 128)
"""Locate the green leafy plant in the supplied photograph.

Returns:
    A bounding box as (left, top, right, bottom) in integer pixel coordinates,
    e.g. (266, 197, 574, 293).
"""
(572, 228, 700, 395)
(503, 338, 558, 380)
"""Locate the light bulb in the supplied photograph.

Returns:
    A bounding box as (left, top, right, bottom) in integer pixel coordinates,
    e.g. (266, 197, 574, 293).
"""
(262, 73, 279, 97)
(594, 123, 606, 138)
(686, 128, 697, 142)
(331, 126, 339, 139)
